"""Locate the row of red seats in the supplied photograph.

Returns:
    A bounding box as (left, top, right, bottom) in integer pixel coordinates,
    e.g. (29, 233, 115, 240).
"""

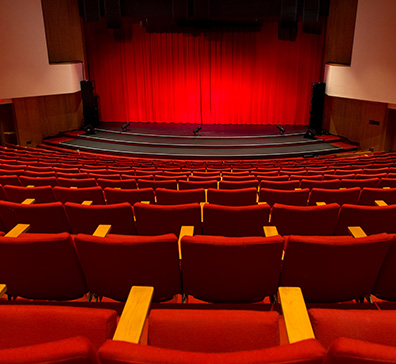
(1, 200, 396, 236)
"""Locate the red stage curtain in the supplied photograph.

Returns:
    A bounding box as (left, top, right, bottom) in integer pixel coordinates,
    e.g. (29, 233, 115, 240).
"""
(85, 21, 324, 125)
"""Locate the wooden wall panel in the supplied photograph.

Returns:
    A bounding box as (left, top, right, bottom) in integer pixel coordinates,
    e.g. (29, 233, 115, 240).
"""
(13, 92, 82, 147)
(324, 0, 358, 65)
(41, 0, 84, 63)
(323, 95, 391, 152)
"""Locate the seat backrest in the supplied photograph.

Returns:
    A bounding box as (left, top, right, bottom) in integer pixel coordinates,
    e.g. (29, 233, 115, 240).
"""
(335, 204, 396, 235)
(3, 185, 56, 203)
(64, 202, 136, 235)
(339, 177, 380, 188)
(134, 202, 202, 235)
(258, 188, 309, 206)
(155, 188, 205, 205)
(379, 178, 396, 188)
(18, 176, 58, 187)
(0, 232, 87, 300)
(280, 233, 392, 302)
(104, 187, 155, 204)
(259, 180, 300, 190)
(218, 180, 259, 190)
(308, 187, 360, 206)
(270, 203, 340, 236)
(0, 305, 116, 350)
(181, 234, 284, 302)
(57, 177, 98, 188)
(0, 200, 70, 233)
(207, 187, 257, 206)
(53, 186, 106, 204)
(203, 203, 270, 237)
(56, 172, 89, 179)
(300, 179, 341, 189)
(74, 233, 181, 302)
(357, 187, 396, 205)
(178, 180, 218, 190)
(137, 179, 178, 190)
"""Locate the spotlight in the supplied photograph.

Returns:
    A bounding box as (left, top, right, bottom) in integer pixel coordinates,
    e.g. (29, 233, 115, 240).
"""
(304, 128, 316, 140)
(121, 122, 130, 132)
(276, 124, 285, 134)
(193, 126, 202, 136)
(84, 124, 95, 135)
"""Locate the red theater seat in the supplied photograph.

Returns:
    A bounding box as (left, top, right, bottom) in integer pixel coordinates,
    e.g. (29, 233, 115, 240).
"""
(156, 188, 206, 204)
(207, 187, 257, 206)
(57, 177, 98, 188)
(179, 179, 218, 190)
(260, 180, 300, 190)
(357, 187, 396, 205)
(19, 175, 58, 187)
(218, 180, 259, 189)
(3, 185, 56, 203)
(308, 187, 360, 206)
(104, 187, 155, 204)
(258, 188, 309, 206)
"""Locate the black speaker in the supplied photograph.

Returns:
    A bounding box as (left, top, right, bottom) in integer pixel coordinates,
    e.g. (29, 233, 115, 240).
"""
(81, 80, 99, 128)
(308, 82, 326, 135)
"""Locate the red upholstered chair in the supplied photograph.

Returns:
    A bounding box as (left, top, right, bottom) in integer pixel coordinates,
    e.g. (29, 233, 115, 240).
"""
(258, 188, 309, 206)
(289, 174, 323, 181)
(56, 172, 89, 179)
(203, 203, 270, 236)
(96, 179, 133, 188)
(260, 179, 300, 190)
(3, 185, 56, 203)
(221, 175, 257, 181)
(90, 173, 120, 180)
(270, 203, 340, 236)
(0, 200, 70, 233)
(19, 175, 58, 187)
(0, 184, 5, 201)
(137, 179, 178, 190)
(24, 170, 56, 178)
(155, 188, 206, 205)
(104, 187, 155, 205)
(379, 177, 396, 188)
(181, 234, 284, 302)
(179, 179, 218, 190)
(308, 187, 360, 206)
(0, 232, 87, 300)
(339, 177, 380, 188)
(255, 174, 289, 181)
(64, 202, 136, 235)
(335, 204, 396, 235)
(99, 310, 325, 364)
(300, 179, 341, 189)
(355, 173, 388, 179)
(74, 233, 181, 302)
(57, 177, 98, 188)
(357, 187, 396, 205)
(53, 186, 106, 204)
(280, 233, 392, 302)
(218, 180, 259, 189)
(207, 187, 257, 206)
(323, 173, 355, 180)
(134, 202, 202, 235)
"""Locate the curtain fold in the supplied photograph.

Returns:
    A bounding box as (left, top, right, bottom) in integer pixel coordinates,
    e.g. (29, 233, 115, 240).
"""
(85, 21, 324, 125)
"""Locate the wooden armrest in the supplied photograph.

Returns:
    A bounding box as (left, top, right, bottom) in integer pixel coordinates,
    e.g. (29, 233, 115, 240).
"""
(383, 187, 391, 189)
(140, 201, 150, 204)
(93, 224, 112, 237)
(27, 185, 35, 187)
(316, 202, 326, 206)
(0, 284, 7, 298)
(375, 200, 388, 206)
(178, 225, 194, 260)
(200, 202, 207, 222)
(70, 186, 78, 189)
(82, 200, 93, 205)
(264, 226, 279, 237)
(339, 187, 346, 190)
(348, 226, 367, 238)
(294, 188, 302, 190)
(5, 224, 30, 238)
(22, 198, 35, 205)
(258, 201, 267, 205)
(113, 286, 154, 343)
(278, 287, 315, 344)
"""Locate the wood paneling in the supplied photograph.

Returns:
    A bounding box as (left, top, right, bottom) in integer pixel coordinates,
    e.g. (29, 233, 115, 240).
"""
(324, 0, 358, 65)
(323, 95, 391, 152)
(41, 0, 84, 63)
(13, 92, 82, 147)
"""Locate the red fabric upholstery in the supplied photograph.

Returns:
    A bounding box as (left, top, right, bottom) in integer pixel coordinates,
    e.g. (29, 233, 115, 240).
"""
(24, 170, 56, 178)
(74, 233, 181, 302)
(89, 173, 120, 180)
(207, 187, 257, 206)
(339, 178, 380, 188)
(99, 338, 325, 364)
(221, 175, 257, 181)
(57, 177, 98, 188)
(325, 337, 396, 364)
(280, 234, 392, 302)
(218, 180, 259, 190)
(355, 173, 387, 180)
(3, 185, 56, 203)
(270, 203, 340, 236)
(179, 180, 218, 189)
(156, 188, 206, 205)
(259, 180, 300, 190)
(65, 202, 136, 235)
(258, 188, 310, 206)
(0, 184, 5, 201)
(309, 309, 396, 349)
(335, 204, 396, 235)
(97, 178, 137, 189)
(308, 187, 360, 206)
(53, 186, 106, 204)
(134, 202, 202, 235)
(289, 175, 323, 181)
(203, 203, 270, 236)
(56, 172, 90, 179)
(357, 187, 396, 205)
(0, 232, 87, 299)
(0, 305, 116, 350)
(181, 235, 284, 302)
(104, 187, 155, 204)
(379, 178, 396, 188)
(137, 179, 178, 190)
(0, 201, 70, 233)
(0, 336, 100, 364)
(19, 176, 58, 187)
(0, 175, 21, 186)
(300, 179, 341, 189)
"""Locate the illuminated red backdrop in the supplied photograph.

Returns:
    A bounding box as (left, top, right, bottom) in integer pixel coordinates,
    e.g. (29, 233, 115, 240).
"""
(85, 21, 324, 125)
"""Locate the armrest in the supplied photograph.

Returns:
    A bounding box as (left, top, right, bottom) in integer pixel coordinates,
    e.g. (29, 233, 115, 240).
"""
(278, 286, 315, 344)
(0, 284, 7, 298)
(178, 225, 194, 260)
(5, 223, 30, 238)
(93, 224, 112, 237)
(22, 198, 35, 205)
(383, 187, 391, 189)
(200, 202, 207, 222)
(70, 186, 78, 189)
(375, 200, 387, 206)
(113, 286, 154, 344)
(316, 202, 326, 206)
(27, 185, 35, 187)
(82, 200, 93, 205)
(264, 226, 279, 237)
(140, 201, 150, 204)
(348, 226, 367, 238)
